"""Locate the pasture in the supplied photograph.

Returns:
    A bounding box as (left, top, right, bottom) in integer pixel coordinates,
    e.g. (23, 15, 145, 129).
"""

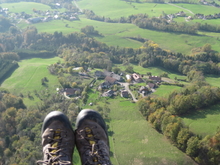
(0, 57, 61, 107)
(205, 75, 220, 87)
(77, 0, 195, 18)
(152, 85, 182, 97)
(181, 104, 220, 137)
(106, 99, 196, 165)
(31, 17, 220, 54)
(9, 1, 220, 54)
(72, 97, 196, 164)
(0, 2, 59, 14)
(172, 3, 220, 15)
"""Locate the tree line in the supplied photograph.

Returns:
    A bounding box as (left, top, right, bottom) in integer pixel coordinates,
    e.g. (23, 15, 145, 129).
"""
(83, 9, 220, 34)
(138, 82, 220, 165)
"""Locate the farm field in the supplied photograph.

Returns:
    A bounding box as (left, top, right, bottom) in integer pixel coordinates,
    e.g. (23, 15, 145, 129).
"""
(152, 85, 182, 97)
(77, 0, 190, 18)
(181, 104, 220, 137)
(33, 18, 220, 54)
(9, 1, 220, 54)
(105, 99, 196, 165)
(0, 57, 61, 107)
(1, 2, 65, 14)
(205, 75, 220, 87)
(169, 3, 220, 15)
(71, 97, 196, 164)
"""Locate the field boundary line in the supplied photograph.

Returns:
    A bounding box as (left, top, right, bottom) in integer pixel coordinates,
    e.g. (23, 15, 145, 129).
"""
(165, 2, 195, 15)
(109, 122, 120, 165)
(73, 0, 83, 12)
(24, 66, 39, 88)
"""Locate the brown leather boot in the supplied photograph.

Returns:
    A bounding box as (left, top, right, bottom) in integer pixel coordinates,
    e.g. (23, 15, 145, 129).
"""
(37, 111, 75, 165)
(75, 109, 112, 165)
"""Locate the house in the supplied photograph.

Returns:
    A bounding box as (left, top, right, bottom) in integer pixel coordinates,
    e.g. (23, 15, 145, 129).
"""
(148, 83, 156, 89)
(132, 73, 143, 83)
(99, 81, 112, 89)
(105, 76, 117, 85)
(149, 76, 161, 82)
(63, 88, 81, 96)
(94, 71, 106, 79)
(121, 90, 129, 98)
(55, 3, 61, 7)
(43, 16, 53, 22)
(28, 17, 42, 23)
(54, 15, 59, 19)
(103, 71, 124, 82)
(126, 74, 131, 80)
(103, 90, 114, 97)
(139, 86, 149, 95)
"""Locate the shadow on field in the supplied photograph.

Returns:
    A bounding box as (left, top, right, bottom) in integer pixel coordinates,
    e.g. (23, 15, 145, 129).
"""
(182, 104, 220, 120)
(0, 65, 19, 85)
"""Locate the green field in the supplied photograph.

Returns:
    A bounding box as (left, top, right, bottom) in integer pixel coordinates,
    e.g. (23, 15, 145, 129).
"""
(9, 1, 220, 54)
(170, 3, 220, 15)
(106, 99, 196, 165)
(152, 85, 182, 97)
(77, 0, 189, 18)
(205, 75, 220, 87)
(71, 98, 196, 164)
(0, 57, 61, 106)
(31, 17, 220, 54)
(181, 104, 220, 137)
(1, 2, 62, 14)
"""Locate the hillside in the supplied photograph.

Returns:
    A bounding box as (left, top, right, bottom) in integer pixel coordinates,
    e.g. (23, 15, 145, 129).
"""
(0, 0, 220, 164)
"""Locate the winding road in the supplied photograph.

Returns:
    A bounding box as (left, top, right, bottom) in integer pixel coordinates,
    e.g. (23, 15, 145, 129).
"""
(165, 2, 195, 15)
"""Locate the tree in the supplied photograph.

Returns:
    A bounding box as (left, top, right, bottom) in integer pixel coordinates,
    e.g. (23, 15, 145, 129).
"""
(9, 26, 18, 34)
(186, 136, 200, 157)
(177, 128, 192, 151)
(112, 67, 120, 74)
(125, 66, 134, 73)
(202, 43, 212, 53)
(164, 120, 182, 143)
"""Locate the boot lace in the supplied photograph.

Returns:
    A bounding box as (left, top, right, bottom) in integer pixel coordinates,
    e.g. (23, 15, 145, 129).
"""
(78, 126, 111, 165)
(37, 129, 71, 165)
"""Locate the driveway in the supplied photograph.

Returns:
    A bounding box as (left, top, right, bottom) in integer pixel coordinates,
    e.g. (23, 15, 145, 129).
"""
(120, 82, 138, 102)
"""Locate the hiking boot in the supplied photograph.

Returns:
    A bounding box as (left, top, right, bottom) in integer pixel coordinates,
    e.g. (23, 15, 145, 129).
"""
(37, 111, 75, 165)
(75, 109, 112, 165)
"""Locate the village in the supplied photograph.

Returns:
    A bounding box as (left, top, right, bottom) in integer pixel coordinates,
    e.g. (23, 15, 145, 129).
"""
(57, 68, 163, 104)
(0, 2, 80, 24)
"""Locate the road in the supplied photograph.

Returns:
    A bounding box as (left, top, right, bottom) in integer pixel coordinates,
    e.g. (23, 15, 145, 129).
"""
(73, 0, 83, 12)
(165, 2, 195, 15)
(120, 82, 138, 102)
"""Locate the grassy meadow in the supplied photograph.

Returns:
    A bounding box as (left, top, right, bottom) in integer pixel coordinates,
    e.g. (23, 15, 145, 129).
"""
(77, 0, 189, 18)
(0, 57, 61, 107)
(107, 99, 196, 165)
(0, 2, 63, 14)
(181, 104, 220, 137)
(7, 1, 219, 54)
(170, 3, 220, 15)
(73, 96, 197, 165)
(152, 85, 182, 97)
(205, 75, 220, 87)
